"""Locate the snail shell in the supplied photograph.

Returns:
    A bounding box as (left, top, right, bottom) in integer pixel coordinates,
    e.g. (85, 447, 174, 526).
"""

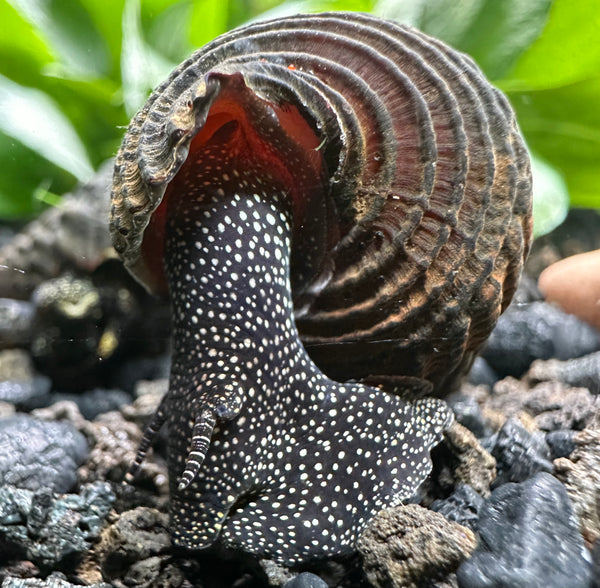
(111, 11, 532, 395)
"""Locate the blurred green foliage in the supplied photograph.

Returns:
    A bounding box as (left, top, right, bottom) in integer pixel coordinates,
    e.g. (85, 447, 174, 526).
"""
(0, 0, 599, 237)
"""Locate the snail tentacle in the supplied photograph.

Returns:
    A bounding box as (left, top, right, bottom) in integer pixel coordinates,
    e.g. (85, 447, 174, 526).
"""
(178, 408, 218, 490)
(125, 395, 168, 483)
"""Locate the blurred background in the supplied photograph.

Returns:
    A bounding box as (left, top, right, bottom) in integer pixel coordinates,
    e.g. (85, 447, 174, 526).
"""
(0, 0, 599, 236)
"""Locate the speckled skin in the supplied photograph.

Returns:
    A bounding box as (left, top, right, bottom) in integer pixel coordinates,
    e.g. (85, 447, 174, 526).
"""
(148, 137, 453, 564)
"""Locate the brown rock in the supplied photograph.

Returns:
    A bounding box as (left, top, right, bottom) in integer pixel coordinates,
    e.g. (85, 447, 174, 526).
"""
(554, 428, 600, 545)
(32, 400, 89, 430)
(0, 561, 40, 581)
(120, 379, 167, 429)
(538, 249, 600, 330)
(260, 560, 294, 587)
(0, 400, 16, 418)
(490, 377, 599, 431)
(122, 555, 186, 588)
(78, 411, 167, 490)
(357, 504, 476, 588)
(0, 348, 35, 380)
(76, 551, 105, 587)
(432, 421, 496, 497)
(526, 353, 600, 395)
(97, 507, 171, 579)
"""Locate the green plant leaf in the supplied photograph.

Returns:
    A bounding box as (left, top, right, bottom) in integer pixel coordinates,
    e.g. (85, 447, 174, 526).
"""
(146, 0, 195, 62)
(0, 74, 94, 181)
(80, 0, 127, 78)
(8, 0, 110, 79)
(0, 132, 76, 218)
(500, 0, 600, 91)
(189, 0, 230, 47)
(253, 0, 377, 23)
(0, 1, 53, 85)
(375, 0, 552, 80)
(120, 0, 176, 116)
(509, 76, 600, 211)
(41, 76, 127, 166)
(0, 0, 126, 165)
(530, 153, 569, 238)
(0, 0, 597, 224)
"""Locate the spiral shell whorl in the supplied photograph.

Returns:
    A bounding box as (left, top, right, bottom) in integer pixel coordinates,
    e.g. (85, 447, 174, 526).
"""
(111, 12, 532, 395)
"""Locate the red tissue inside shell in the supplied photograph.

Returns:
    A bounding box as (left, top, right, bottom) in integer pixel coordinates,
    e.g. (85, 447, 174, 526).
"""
(140, 73, 327, 297)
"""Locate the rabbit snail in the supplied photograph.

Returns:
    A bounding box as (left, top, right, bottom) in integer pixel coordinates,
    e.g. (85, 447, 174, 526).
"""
(110, 12, 532, 565)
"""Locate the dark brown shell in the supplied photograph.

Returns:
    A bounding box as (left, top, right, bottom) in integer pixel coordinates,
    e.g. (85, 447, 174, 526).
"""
(111, 12, 532, 395)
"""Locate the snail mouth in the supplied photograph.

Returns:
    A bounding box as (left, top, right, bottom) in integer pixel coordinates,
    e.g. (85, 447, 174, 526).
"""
(140, 72, 330, 297)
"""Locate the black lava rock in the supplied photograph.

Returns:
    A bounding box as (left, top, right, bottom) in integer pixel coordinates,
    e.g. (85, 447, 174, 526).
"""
(0, 414, 88, 492)
(0, 224, 17, 248)
(2, 572, 112, 587)
(30, 276, 104, 387)
(546, 430, 576, 460)
(457, 472, 591, 588)
(511, 274, 543, 305)
(468, 356, 499, 388)
(488, 419, 553, 487)
(283, 572, 329, 588)
(482, 301, 600, 378)
(447, 393, 489, 439)
(0, 376, 52, 410)
(430, 484, 484, 532)
(526, 208, 600, 278)
(0, 350, 51, 410)
(592, 539, 600, 588)
(0, 482, 115, 568)
(0, 298, 34, 348)
(111, 353, 171, 394)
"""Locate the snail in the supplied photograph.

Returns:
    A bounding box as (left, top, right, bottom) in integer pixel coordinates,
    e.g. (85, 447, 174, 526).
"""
(110, 12, 532, 564)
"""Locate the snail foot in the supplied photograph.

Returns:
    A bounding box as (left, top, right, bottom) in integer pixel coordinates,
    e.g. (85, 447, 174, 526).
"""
(168, 373, 453, 564)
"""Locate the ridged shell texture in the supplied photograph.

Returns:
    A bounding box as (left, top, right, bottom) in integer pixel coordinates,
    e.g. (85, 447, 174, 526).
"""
(111, 11, 532, 395)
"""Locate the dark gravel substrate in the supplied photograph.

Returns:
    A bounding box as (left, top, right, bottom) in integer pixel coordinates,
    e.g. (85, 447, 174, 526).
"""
(1, 174, 599, 587)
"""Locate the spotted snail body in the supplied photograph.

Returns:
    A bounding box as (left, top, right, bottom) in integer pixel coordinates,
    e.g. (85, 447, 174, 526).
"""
(111, 12, 532, 565)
